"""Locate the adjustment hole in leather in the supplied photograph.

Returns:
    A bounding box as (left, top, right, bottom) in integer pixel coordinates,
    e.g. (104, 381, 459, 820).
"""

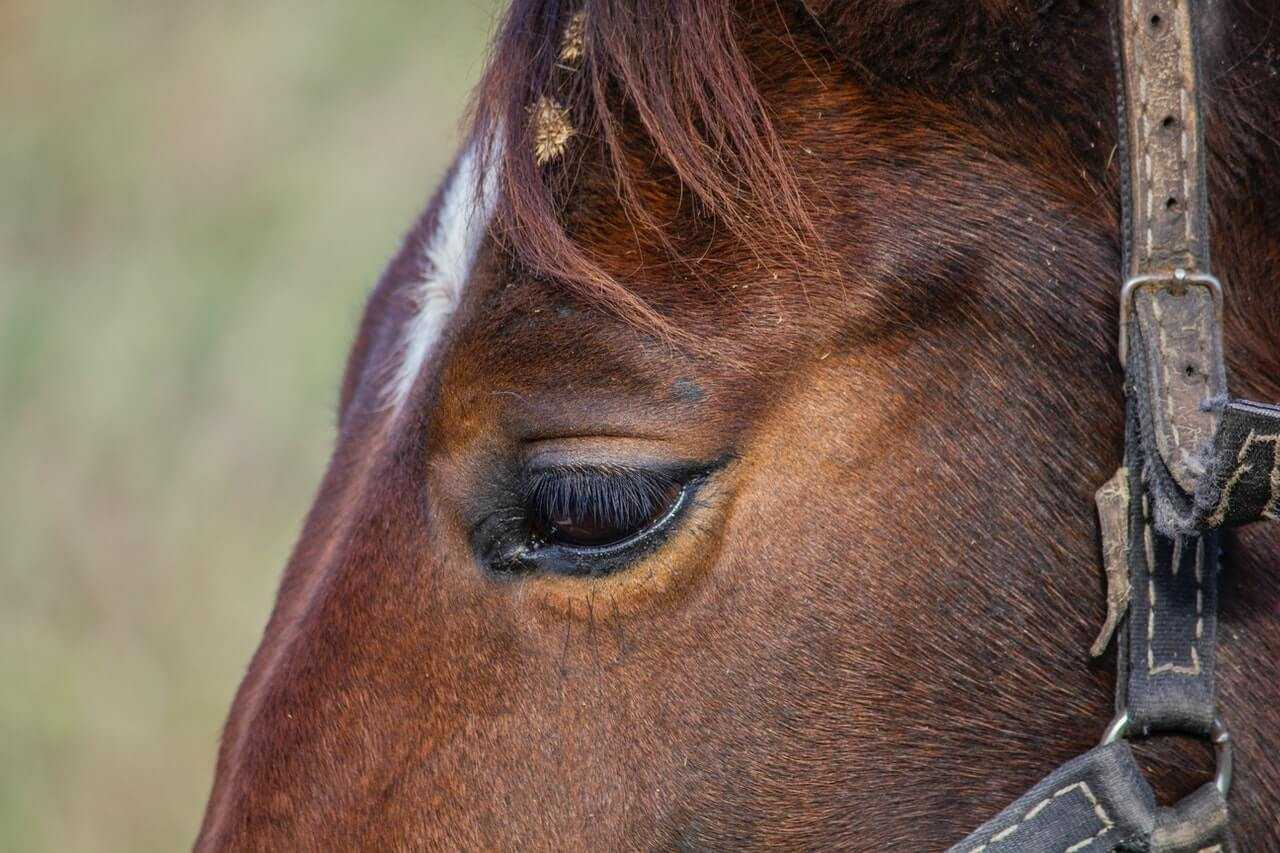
(1161, 115, 1177, 129)
(1165, 195, 1179, 210)
(1184, 363, 1198, 379)
(1149, 13, 1162, 28)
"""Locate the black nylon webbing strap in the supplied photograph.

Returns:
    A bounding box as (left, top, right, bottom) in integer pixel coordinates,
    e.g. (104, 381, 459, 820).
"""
(1191, 400, 1280, 529)
(1121, 393, 1221, 734)
(946, 744, 1156, 853)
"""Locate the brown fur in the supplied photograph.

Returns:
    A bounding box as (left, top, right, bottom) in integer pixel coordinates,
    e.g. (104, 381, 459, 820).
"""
(198, 1, 1280, 847)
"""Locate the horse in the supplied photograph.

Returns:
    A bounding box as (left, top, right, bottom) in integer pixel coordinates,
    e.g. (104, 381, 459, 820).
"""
(196, 0, 1280, 847)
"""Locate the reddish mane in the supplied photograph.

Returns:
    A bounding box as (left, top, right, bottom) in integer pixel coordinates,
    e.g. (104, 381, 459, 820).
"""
(471, 0, 817, 332)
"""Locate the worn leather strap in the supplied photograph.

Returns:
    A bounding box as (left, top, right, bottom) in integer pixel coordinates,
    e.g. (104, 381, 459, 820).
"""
(1119, 0, 1210, 275)
(1130, 315, 1280, 536)
(1127, 275, 1225, 499)
(1118, 0, 1226, 499)
(1126, 288, 1280, 540)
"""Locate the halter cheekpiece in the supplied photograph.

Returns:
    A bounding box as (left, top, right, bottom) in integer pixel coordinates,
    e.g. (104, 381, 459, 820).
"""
(951, 0, 1280, 849)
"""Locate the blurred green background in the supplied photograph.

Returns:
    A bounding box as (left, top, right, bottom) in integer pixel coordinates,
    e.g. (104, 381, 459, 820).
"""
(0, 2, 501, 848)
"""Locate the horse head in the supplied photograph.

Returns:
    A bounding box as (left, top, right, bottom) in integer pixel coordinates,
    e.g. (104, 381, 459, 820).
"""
(199, 1, 1280, 846)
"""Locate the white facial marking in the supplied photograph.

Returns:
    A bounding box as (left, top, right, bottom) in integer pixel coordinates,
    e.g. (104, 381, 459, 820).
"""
(387, 138, 499, 411)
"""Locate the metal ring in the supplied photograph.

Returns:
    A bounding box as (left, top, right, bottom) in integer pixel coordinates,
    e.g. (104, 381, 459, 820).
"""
(1100, 710, 1131, 746)
(1099, 711, 1232, 797)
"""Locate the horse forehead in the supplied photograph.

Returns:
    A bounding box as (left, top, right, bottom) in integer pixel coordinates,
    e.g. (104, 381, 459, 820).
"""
(383, 154, 674, 417)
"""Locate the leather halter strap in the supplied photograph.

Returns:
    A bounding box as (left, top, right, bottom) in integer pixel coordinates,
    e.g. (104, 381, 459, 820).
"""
(1118, 0, 1224, 505)
(1120, 0, 1211, 277)
(949, 0, 1280, 849)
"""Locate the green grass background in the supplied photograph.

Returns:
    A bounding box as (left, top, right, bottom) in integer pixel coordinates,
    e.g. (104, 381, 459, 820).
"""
(0, 2, 501, 848)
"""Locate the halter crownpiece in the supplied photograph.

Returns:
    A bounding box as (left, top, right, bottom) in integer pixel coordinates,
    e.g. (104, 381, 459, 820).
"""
(951, 0, 1280, 849)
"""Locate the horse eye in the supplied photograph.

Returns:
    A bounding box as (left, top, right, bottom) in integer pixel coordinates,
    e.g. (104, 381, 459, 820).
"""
(524, 466, 687, 551)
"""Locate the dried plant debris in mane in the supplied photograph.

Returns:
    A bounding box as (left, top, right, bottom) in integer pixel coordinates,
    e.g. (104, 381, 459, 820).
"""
(530, 96, 574, 165)
(559, 10, 586, 64)
(469, 0, 819, 336)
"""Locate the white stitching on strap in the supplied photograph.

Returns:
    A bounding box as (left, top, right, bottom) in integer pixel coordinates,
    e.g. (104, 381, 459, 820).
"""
(1139, 485, 1203, 676)
(1148, 294, 1191, 452)
(1267, 433, 1280, 520)
(966, 782, 1114, 853)
(1146, 525, 1203, 676)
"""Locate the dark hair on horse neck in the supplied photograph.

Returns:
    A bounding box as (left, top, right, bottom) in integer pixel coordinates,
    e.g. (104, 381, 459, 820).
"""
(469, 0, 816, 335)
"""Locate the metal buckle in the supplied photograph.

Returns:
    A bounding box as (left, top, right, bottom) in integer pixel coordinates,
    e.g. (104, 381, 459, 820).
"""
(1118, 269, 1224, 364)
(1100, 711, 1233, 797)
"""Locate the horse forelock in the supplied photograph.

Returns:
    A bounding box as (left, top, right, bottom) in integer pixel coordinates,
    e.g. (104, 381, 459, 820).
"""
(468, 0, 824, 333)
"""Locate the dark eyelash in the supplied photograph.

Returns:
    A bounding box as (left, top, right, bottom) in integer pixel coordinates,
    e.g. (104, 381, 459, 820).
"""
(521, 465, 682, 532)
